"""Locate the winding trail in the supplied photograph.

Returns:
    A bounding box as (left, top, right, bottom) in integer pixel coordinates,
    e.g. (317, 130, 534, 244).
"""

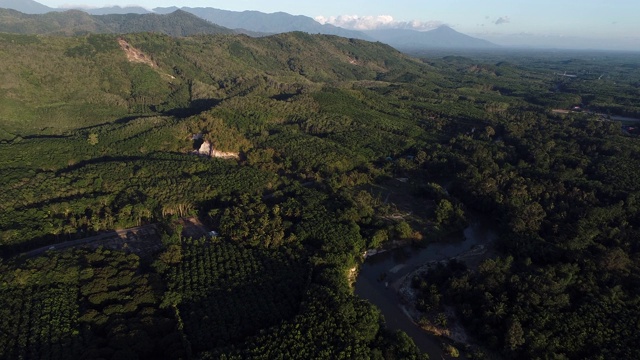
(20, 224, 159, 258)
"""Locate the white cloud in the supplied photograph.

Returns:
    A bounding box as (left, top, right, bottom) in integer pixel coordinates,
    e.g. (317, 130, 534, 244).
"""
(315, 15, 444, 31)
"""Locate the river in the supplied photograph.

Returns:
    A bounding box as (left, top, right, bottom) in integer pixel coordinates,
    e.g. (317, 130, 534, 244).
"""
(354, 219, 497, 359)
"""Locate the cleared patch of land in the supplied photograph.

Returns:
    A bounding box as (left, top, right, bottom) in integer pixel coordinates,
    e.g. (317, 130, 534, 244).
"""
(22, 224, 161, 259)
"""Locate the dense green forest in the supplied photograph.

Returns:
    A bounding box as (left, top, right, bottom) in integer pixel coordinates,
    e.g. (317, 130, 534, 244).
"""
(1, 30, 639, 359)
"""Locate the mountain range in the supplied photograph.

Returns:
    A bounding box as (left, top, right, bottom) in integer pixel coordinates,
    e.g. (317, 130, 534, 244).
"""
(363, 26, 498, 50)
(82, 6, 150, 15)
(154, 7, 372, 40)
(0, 0, 150, 15)
(0, 8, 235, 36)
(0, 0, 51, 14)
(0, 0, 498, 50)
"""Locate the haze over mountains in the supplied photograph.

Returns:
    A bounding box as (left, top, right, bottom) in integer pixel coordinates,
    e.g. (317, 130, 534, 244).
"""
(154, 7, 372, 40)
(81, 6, 150, 15)
(364, 26, 498, 50)
(0, 0, 498, 50)
(0, 0, 149, 15)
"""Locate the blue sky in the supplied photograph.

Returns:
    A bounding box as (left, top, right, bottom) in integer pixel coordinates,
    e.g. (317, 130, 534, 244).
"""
(37, 0, 640, 50)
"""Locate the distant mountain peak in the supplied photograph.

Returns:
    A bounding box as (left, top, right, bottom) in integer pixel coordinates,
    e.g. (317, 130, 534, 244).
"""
(0, 0, 54, 14)
(432, 25, 455, 32)
(363, 26, 497, 50)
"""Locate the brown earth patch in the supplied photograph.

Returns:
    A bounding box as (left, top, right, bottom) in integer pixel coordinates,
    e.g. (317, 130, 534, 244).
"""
(118, 38, 157, 68)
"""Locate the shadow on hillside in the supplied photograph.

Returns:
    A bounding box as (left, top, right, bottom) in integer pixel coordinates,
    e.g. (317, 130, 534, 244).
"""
(55, 152, 195, 176)
(160, 99, 221, 118)
(271, 93, 298, 101)
(76, 115, 158, 132)
(23, 134, 72, 140)
(55, 155, 144, 175)
(73, 98, 222, 133)
(14, 192, 110, 211)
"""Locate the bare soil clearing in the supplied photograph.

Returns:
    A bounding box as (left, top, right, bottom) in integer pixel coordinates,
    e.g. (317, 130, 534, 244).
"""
(118, 38, 157, 68)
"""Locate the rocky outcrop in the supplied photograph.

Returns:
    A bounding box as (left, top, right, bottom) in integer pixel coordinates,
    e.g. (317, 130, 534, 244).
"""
(195, 140, 212, 156)
(194, 141, 239, 159)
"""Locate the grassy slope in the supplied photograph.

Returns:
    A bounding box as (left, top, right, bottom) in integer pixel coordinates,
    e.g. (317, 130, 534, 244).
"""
(0, 32, 426, 135)
(0, 32, 437, 249)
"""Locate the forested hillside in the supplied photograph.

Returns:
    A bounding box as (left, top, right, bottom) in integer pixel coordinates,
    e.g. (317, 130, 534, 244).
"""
(0, 30, 639, 359)
(0, 9, 235, 36)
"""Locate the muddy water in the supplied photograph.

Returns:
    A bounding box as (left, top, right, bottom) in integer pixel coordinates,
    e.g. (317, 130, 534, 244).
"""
(354, 219, 496, 358)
